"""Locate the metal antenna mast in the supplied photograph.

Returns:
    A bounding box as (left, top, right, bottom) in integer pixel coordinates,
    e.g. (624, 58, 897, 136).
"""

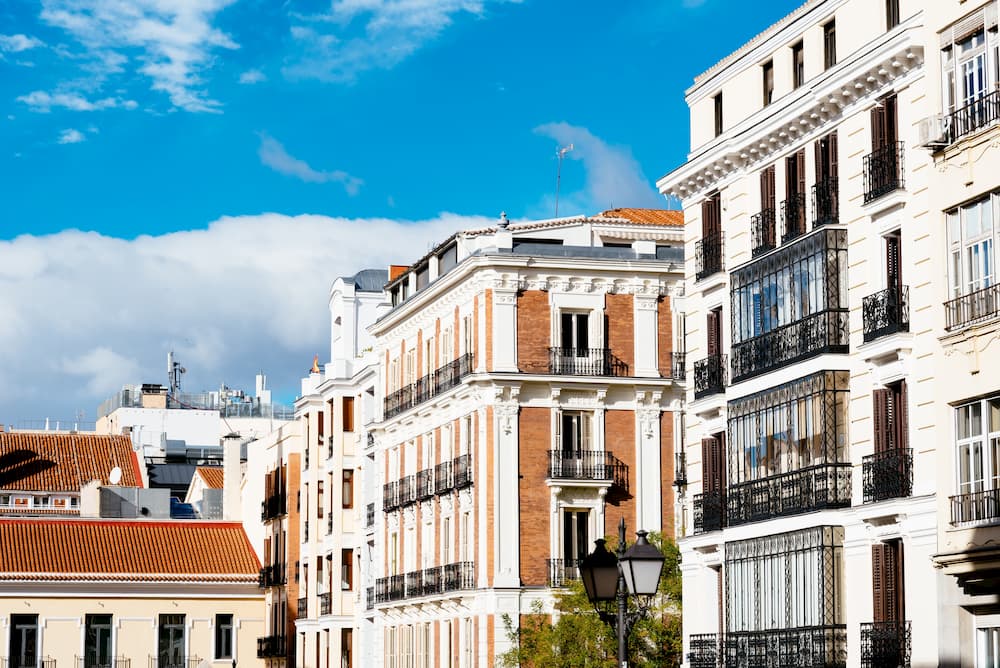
(555, 144, 574, 218)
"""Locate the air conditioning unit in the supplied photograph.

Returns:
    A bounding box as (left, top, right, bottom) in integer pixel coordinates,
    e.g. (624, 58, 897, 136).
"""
(917, 115, 950, 149)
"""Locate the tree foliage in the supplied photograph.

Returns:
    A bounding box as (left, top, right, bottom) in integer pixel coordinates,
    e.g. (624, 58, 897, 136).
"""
(499, 533, 682, 667)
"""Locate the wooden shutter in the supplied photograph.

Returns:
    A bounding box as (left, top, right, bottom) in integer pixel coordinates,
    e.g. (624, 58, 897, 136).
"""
(872, 540, 905, 623)
(796, 150, 806, 198)
(886, 236, 902, 291)
(873, 388, 891, 453)
(872, 103, 886, 150)
(895, 381, 909, 450)
(702, 436, 725, 493)
(886, 95, 898, 145)
(829, 132, 839, 179)
(707, 309, 720, 356)
(872, 543, 887, 622)
(702, 196, 720, 238)
(760, 166, 776, 210)
(814, 138, 825, 182)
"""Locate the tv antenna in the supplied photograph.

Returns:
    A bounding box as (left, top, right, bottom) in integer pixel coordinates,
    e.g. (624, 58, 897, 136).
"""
(554, 144, 573, 218)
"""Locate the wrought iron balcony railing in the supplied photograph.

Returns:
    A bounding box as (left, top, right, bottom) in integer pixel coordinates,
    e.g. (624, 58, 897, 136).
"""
(673, 451, 687, 487)
(670, 352, 686, 380)
(548, 347, 628, 376)
(862, 448, 913, 504)
(694, 354, 727, 399)
(257, 635, 286, 659)
(863, 141, 904, 203)
(781, 193, 807, 244)
(5, 659, 57, 668)
(261, 493, 286, 522)
(302, 521, 309, 542)
(546, 558, 581, 587)
(383, 480, 400, 511)
(454, 454, 473, 489)
(318, 592, 331, 616)
(258, 563, 285, 588)
(726, 463, 852, 527)
(951, 487, 1000, 525)
(696, 233, 724, 281)
(813, 177, 839, 228)
(405, 571, 422, 598)
(416, 469, 435, 500)
(547, 450, 628, 492)
(147, 656, 199, 668)
(945, 282, 1000, 330)
(384, 353, 473, 419)
(366, 503, 375, 527)
(398, 475, 416, 507)
(863, 286, 909, 342)
(730, 309, 849, 384)
(77, 657, 130, 668)
(861, 621, 911, 668)
(375, 562, 475, 603)
(297, 596, 308, 617)
(687, 634, 721, 668)
(717, 627, 847, 668)
(751, 208, 777, 258)
(693, 489, 725, 534)
(442, 561, 476, 592)
(327, 511, 333, 535)
(946, 88, 1000, 145)
(434, 461, 453, 494)
(421, 566, 442, 596)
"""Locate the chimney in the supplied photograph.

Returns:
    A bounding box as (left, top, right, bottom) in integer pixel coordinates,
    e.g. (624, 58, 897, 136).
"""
(222, 432, 242, 521)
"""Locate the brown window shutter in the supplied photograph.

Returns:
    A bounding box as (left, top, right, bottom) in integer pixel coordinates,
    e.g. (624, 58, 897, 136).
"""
(886, 236, 902, 290)
(895, 381, 909, 450)
(702, 194, 721, 238)
(886, 95, 898, 145)
(717, 431, 727, 488)
(872, 104, 886, 150)
(760, 166, 776, 210)
(873, 388, 890, 453)
(872, 542, 887, 622)
(702, 436, 725, 492)
(814, 138, 824, 182)
(829, 132, 839, 179)
(707, 310, 720, 356)
(796, 150, 806, 198)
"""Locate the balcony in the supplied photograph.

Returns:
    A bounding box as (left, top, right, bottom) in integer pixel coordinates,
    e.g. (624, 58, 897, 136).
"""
(693, 354, 727, 400)
(257, 635, 287, 659)
(547, 450, 628, 493)
(860, 621, 911, 668)
(375, 574, 406, 603)
(327, 511, 333, 535)
(781, 193, 807, 244)
(673, 451, 687, 488)
(693, 489, 725, 534)
(946, 88, 1000, 145)
(726, 463, 852, 528)
(4, 660, 56, 668)
(258, 563, 285, 588)
(261, 494, 286, 522)
(375, 562, 475, 603)
(442, 561, 476, 592)
(366, 586, 374, 610)
(863, 286, 909, 343)
(812, 177, 839, 228)
(697, 627, 847, 668)
(77, 657, 130, 668)
(384, 353, 473, 419)
(687, 634, 721, 668)
(434, 461, 453, 495)
(416, 469, 435, 500)
(751, 208, 776, 258)
(302, 521, 309, 542)
(547, 558, 581, 587)
(318, 592, 331, 616)
(951, 488, 1000, 525)
(297, 596, 308, 617)
(862, 449, 913, 504)
(327, 434, 334, 460)
(454, 454, 472, 489)
(945, 282, 1000, 331)
(547, 347, 628, 376)
(421, 566, 442, 596)
(730, 309, 849, 384)
(398, 475, 416, 507)
(863, 141, 904, 204)
(670, 352, 686, 380)
(366, 503, 375, 527)
(383, 481, 400, 512)
(147, 656, 200, 668)
(696, 232, 724, 281)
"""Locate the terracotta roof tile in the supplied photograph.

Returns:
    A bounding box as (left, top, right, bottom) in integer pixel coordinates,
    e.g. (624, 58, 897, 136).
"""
(598, 208, 684, 226)
(0, 433, 141, 492)
(0, 518, 259, 581)
(195, 466, 224, 490)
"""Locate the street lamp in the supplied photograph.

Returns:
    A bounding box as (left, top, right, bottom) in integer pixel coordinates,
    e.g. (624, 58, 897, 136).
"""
(579, 518, 665, 668)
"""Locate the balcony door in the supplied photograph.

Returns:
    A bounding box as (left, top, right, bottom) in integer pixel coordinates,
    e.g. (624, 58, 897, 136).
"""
(562, 510, 590, 568)
(560, 312, 590, 353)
(158, 614, 185, 668)
(872, 540, 905, 622)
(9, 614, 38, 668)
(85, 614, 113, 668)
(871, 94, 898, 150)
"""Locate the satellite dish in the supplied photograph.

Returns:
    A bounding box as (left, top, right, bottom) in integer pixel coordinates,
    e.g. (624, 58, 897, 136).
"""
(108, 466, 123, 485)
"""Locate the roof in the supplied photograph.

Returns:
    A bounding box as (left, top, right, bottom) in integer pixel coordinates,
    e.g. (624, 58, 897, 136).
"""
(598, 208, 684, 226)
(0, 518, 259, 581)
(195, 466, 224, 489)
(0, 433, 141, 493)
(146, 461, 198, 498)
(348, 268, 389, 292)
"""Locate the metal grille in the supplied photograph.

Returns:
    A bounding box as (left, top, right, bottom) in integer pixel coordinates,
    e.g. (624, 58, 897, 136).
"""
(548, 347, 628, 376)
(751, 209, 777, 258)
(671, 352, 687, 380)
(693, 489, 725, 533)
(726, 464, 851, 526)
(697, 233, 725, 281)
(781, 193, 807, 244)
(860, 621, 911, 668)
(384, 352, 473, 419)
(863, 286, 910, 342)
(546, 558, 581, 587)
(863, 142, 904, 203)
(812, 178, 839, 228)
(945, 282, 1000, 330)
(862, 449, 913, 503)
(946, 88, 1000, 144)
(950, 488, 1000, 524)
(694, 354, 728, 399)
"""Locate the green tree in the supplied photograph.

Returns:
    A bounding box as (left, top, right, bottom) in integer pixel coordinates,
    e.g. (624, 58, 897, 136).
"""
(499, 533, 682, 667)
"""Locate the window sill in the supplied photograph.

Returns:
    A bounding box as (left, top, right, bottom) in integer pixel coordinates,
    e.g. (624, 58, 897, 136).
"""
(939, 314, 1000, 345)
(861, 186, 907, 218)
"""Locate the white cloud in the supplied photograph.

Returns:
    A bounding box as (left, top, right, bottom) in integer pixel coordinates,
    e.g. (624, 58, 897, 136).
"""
(0, 213, 490, 421)
(39, 0, 238, 112)
(238, 68, 266, 84)
(258, 133, 363, 195)
(17, 90, 137, 113)
(533, 122, 663, 214)
(0, 34, 45, 53)
(57, 128, 86, 143)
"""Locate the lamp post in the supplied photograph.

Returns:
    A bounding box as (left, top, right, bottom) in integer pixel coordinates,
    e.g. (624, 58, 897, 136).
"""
(579, 518, 666, 668)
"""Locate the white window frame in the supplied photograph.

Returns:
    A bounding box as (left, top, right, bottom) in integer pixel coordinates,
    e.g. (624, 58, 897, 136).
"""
(975, 613, 1000, 668)
(948, 194, 998, 299)
(955, 396, 1000, 498)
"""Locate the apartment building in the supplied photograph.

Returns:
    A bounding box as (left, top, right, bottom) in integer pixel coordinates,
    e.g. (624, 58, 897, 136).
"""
(659, 2, 940, 667)
(367, 209, 685, 666)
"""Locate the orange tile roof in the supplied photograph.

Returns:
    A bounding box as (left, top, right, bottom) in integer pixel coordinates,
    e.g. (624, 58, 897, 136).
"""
(0, 433, 142, 493)
(195, 466, 224, 490)
(598, 208, 684, 226)
(0, 518, 259, 581)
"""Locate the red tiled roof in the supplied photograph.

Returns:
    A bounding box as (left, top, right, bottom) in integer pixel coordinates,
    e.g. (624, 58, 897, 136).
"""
(195, 466, 224, 490)
(0, 433, 142, 492)
(0, 518, 259, 581)
(598, 208, 684, 226)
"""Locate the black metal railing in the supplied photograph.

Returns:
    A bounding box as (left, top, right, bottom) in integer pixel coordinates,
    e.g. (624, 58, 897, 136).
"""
(328, 434, 335, 460)
(861, 621, 911, 668)
(951, 488, 1000, 525)
(77, 657, 130, 668)
(366, 586, 374, 610)
(696, 233, 724, 281)
(261, 493, 286, 521)
(257, 635, 287, 659)
(713, 627, 847, 668)
(454, 454, 472, 489)
(375, 574, 406, 603)
(434, 461, 453, 494)
(147, 657, 199, 668)
(726, 463, 852, 527)
(547, 450, 628, 492)
(694, 354, 727, 399)
(375, 562, 475, 603)
(674, 451, 687, 487)
(302, 521, 309, 542)
(687, 634, 721, 668)
(862, 449, 913, 504)
(7, 660, 57, 668)
(731, 309, 849, 383)
(946, 89, 1000, 144)
(781, 193, 807, 243)
(416, 469, 435, 500)
(813, 177, 839, 228)
(546, 558, 581, 587)
(945, 282, 1000, 330)
(384, 353, 473, 419)
(398, 475, 416, 507)
(693, 489, 725, 534)
(421, 566, 442, 596)
(327, 511, 333, 535)
(383, 481, 400, 511)
(318, 592, 331, 616)
(863, 141, 904, 203)
(258, 563, 285, 588)
(751, 208, 777, 258)
(863, 286, 910, 342)
(297, 596, 308, 617)
(548, 347, 628, 376)
(442, 561, 476, 591)
(671, 352, 686, 380)
(366, 503, 375, 527)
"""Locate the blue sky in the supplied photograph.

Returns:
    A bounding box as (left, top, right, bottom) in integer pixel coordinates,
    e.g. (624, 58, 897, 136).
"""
(0, 0, 802, 422)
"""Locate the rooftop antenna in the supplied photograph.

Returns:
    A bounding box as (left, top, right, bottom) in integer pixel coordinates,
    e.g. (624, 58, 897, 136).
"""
(555, 144, 574, 218)
(167, 351, 186, 396)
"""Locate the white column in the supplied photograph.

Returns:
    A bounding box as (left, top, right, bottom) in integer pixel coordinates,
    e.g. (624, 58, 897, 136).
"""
(494, 388, 521, 588)
(634, 294, 660, 378)
(635, 393, 663, 533)
(492, 287, 518, 373)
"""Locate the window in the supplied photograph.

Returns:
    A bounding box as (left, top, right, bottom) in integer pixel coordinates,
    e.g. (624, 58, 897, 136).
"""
(823, 20, 836, 69)
(342, 396, 355, 432)
(886, 0, 899, 30)
(558, 411, 592, 456)
(559, 312, 590, 351)
(947, 195, 997, 299)
(442, 516, 452, 564)
(562, 510, 590, 563)
(713, 92, 723, 137)
(317, 481, 324, 519)
(215, 614, 234, 660)
(35, 496, 50, 507)
(976, 615, 1000, 668)
(463, 618, 474, 668)
(341, 548, 353, 590)
(871, 541, 904, 623)
(762, 60, 774, 106)
(954, 396, 1000, 524)
(342, 469, 354, 509)
(341, 628, 353, 668)
(158, 614, 185, 667)
(86, 614, 113, 667)
(792, 41, 804, 89)
(0, 495, 9, 506)
(10, 614, 38, 667)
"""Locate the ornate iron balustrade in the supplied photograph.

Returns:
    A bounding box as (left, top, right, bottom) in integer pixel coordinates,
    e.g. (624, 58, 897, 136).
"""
(687, 634, 721, 668)
(694, 354, 727, 399)
(547, 450, 628, 492)
(548, 347, 628, 376)
(454, 454, 472, 489)
(945, 282, 1000, 330)
(383, 353, 473, 419)
(442, 562, 476, 592)
(813, 177, 839, 228)
(382, 481, 400, 512)
(863, 286, 909, 342)
(258, 563, 285, 588)
(751, 208, 777, 258)
(434, 461, 453, 494)
(547, 558, 581, 587)
(862, 449, 913, 504)
(861, 621, 911, 668)
(421, 566, 442, 596)
(257, 635, 287, 659)
(696, 233, 725, 281)
(297, 596, 308, 617)
(946, 88, 1000, 144)
(405, 571, 422, 597)
(375, 574, 406, 602)
(726, 463, 852, 527)
(781, 193, 807, 243)
(375, 563, 475, 603)
(693, 490, 725, 534)
(327, 434, 335, 460)
(723, 627, 847, 668)
(77, 657, 130, 668)
(863, 141, 904, 203)
(261, 494, 286, 522)
(674, 451, 687, 487)
(398, 475, 416, 507)
(671, 352, 686, 380)
(951, 488, 1000, 525)
(366, 503, 375, 527)
(318, 592, 331, 616)
(731, 309, 849, 384)
(416, 469, 435, 500)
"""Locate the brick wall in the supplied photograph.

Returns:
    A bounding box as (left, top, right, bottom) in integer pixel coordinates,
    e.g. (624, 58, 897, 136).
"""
(657, 296, 673, 377)
(518, 406, 551, 586)
(603, 410, 636, 537)
(605, 293, 634, 373)
(517, 290, 551, 373)
(660, 411, 675, 537)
